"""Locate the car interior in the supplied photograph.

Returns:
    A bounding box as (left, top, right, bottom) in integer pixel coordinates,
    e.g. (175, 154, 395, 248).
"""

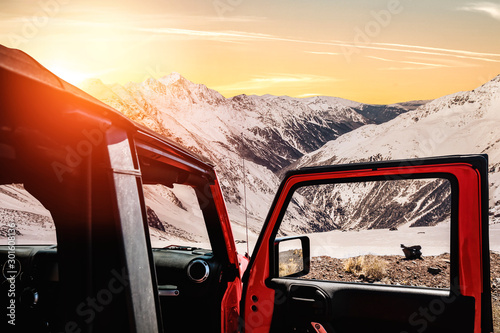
(0, 52, 236, 332)
(0, 127, 235, 332)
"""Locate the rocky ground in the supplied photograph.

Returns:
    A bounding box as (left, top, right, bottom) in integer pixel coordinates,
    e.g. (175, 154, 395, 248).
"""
(305, 253, 451, 287)
(301, 251, 500, 331)
(490, 251, 500, 332)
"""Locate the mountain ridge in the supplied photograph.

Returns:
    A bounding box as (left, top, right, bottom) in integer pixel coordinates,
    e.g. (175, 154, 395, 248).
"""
(288, 74, 500, 224)
(79, 73, 421, 234)
(79, 73, 500, 236)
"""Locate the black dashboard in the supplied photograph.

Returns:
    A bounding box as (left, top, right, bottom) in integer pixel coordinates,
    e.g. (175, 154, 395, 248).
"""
(0, 245, 225, 332)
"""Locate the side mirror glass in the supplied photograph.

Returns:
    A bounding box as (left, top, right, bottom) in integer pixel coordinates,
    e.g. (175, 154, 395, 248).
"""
(274, 236, 310, 277)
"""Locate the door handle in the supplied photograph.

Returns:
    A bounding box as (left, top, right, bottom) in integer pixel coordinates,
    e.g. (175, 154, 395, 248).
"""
(158, 284, 179, 296)
(311, 322, 328, 333)
(291, 296, 316, 303)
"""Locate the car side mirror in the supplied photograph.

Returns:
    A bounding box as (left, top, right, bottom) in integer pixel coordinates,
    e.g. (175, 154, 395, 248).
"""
(274, 236, 310, 278)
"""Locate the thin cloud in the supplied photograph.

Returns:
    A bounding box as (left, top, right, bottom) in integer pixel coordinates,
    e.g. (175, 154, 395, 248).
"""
(297, 93, 322, 98)
(251, 74, 337, 84)
(213, 73, 338, 92)
(330, 40, 500, 63)
(367, 55, 450, 68)
(141, 27, 500, 63)
(110, 21, 500, 63)
(458, 2, 500, 20)
(206, 15, 267, 23)
(407, 56, 480, 68)
(37, 17, 500, 64)
(371, 41, 500, 58)
(305, 51, 341, 56)
(126, 26, 278, 44)
(295, 38, 500, 64)
(380, 67, 439, 71)
(123, 26, 247, 38)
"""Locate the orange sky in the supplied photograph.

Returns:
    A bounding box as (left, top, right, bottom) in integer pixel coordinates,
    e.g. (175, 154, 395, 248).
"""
(1, 0, 500, 104)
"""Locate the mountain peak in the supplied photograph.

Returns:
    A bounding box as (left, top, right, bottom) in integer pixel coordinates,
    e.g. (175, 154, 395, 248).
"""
(143, 77, 167, 94)
(144, 77, 161, 86)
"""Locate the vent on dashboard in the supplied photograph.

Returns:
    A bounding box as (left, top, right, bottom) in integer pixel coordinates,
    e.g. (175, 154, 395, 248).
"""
(187, 259, 209, 283)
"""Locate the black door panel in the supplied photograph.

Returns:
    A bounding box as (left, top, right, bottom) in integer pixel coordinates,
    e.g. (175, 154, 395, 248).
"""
(289, 284, 330, 318)
(270, 278, 475, 333)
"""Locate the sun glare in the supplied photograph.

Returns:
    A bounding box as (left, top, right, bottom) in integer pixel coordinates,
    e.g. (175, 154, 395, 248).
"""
(46, 64, 90, 86)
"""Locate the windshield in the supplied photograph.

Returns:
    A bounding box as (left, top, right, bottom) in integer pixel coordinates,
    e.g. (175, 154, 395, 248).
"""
(0, 182, 212, 250)
(143, 183, 211, 250)
(0, 183, 56, 245)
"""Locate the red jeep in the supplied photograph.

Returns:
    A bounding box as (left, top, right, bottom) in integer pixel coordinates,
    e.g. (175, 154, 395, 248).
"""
(0, 45, 493, 332)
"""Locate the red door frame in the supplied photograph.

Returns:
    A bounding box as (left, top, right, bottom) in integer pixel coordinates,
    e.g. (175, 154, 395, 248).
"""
(211, 175, 246, 332)
(242, 157, 490, 333)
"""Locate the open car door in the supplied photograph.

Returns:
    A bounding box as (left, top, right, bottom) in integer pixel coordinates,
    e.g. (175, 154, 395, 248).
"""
(242, 155, 492, 333)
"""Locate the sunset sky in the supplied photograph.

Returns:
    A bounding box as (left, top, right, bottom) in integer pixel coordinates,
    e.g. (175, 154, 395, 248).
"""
(1, 0, 500, 104)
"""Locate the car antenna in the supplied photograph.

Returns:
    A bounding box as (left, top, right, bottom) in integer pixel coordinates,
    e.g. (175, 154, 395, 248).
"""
(241, 134, 250, 256)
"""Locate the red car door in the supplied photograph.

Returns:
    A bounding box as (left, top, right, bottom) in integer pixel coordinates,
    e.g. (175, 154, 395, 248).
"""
(242, 155, 492, 333)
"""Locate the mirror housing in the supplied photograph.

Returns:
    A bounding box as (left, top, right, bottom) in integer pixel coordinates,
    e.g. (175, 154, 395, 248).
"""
(274, 236, 310, 278)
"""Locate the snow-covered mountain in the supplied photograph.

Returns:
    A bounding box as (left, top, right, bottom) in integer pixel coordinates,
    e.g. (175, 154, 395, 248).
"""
(80, 73, 419, 240)
(3, 71, 498, 248)
(79, 73, 500, 239)
(277, 178, 451, 236)
(290, 75, 500, 225)
(81, 73, 415, 171)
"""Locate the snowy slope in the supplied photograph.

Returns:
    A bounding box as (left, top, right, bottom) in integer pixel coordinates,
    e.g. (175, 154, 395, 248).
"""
(0, 184, 56, 244)
(79, 74, 417, 239)
(292, 75, 500, 224)
(278, 178, 451, 235)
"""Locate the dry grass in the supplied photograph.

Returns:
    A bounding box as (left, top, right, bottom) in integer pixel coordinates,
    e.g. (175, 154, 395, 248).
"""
(493, 300, 500, 333)
(344, 256, 363, 273)
(344, 255, 387, 281)
(279, 261, 299, 277)
(279, 249, 303, 277)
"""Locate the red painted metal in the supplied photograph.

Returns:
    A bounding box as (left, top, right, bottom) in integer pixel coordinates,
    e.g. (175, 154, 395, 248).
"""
(244, 163, 484, 332)
(211, 175, 244, 333)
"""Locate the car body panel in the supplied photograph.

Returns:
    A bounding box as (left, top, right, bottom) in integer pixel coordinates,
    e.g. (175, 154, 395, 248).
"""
(242, 156, 491, 332)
